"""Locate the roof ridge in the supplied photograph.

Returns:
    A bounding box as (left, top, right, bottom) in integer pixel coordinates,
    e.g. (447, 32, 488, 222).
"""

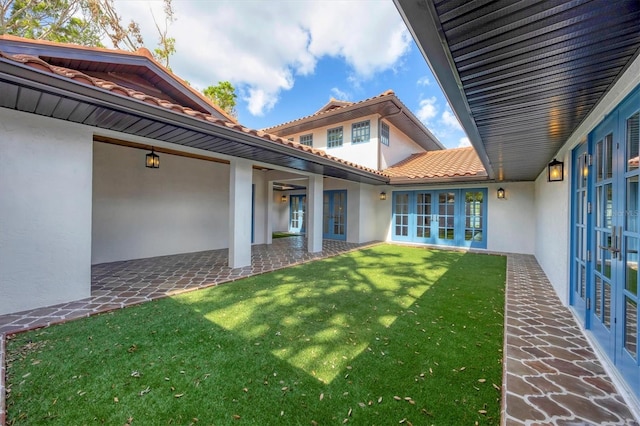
(0, 50, 386, 178)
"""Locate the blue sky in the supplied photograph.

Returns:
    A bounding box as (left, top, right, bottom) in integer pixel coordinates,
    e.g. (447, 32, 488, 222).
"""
(112, 0, 469, 149)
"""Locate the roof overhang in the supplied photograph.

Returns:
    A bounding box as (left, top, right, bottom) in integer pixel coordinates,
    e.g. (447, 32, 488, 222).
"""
(0, 57, 388, 186)
(266, 94, 444, 151)
(395, 0, 640, 181)
(0, 35, 233, 121)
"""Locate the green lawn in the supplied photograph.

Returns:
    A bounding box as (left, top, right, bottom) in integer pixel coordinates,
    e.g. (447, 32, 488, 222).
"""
(6, 245, 506, 425)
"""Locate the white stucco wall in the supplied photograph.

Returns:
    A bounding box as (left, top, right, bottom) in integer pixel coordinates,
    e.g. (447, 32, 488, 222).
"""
(92, 142, 230, 264)
(380, 121, 426, 169)
(0, 109, 93, 315)
(379, 183, 536, 255)
(487, 182, 536, 255)
(283, 115, 380, 170)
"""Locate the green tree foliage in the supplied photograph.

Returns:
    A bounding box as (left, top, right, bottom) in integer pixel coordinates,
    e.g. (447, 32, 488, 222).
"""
(203, 81, 238, 118)
(151, 0, 175, 70)
(0, 0, 174, 66)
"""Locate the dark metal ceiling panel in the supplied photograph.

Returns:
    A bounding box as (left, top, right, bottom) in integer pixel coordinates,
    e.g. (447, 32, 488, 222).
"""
(396, 0, 640, 181)
(0, 82, 18, 108)
(15, 87, 39, 113)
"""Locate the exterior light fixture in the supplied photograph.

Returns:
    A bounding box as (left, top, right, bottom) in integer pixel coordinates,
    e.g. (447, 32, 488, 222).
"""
(497, 187, 506, 199)
(145, 148, 159, 168)
(281, 194, 287, 203)
(548, 158, 564, 182)
(379, 191, 387, 201)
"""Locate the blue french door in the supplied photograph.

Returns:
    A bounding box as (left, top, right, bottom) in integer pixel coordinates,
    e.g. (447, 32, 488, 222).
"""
(573, 85, 640, 396)
(392, 189, 487, 248)
(570, 143, 589, 321)
(323, 190, 346, 240)
(289, 195, 306, 234)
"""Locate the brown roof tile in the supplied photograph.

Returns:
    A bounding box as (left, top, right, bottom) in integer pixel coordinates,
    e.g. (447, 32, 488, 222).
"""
(383, 147, 487, 181)
(0, 48, 386, 178)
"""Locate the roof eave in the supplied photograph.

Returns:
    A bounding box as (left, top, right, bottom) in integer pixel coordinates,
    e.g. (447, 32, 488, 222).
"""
(0, 36, 234, 123)
(393, 0, 495, 179)
(388, 174, 490, 185)
(0, 58, 388, 186)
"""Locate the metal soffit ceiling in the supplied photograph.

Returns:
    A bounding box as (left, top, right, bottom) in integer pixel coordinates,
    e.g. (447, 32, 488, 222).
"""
(396, 0, 640, 181)
(0, 58, 387, 186)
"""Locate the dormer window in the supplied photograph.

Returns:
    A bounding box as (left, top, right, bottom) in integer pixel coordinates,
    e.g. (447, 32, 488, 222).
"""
(352, 120, 370, 144)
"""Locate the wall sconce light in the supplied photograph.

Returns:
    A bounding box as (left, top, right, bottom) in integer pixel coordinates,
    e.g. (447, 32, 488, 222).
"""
(145, 148, 159, 168)
(281, 194, 287, 203)
(379, 191, 387, 201)
(548, 158, 564, 182)
(497, 187, 506, 199)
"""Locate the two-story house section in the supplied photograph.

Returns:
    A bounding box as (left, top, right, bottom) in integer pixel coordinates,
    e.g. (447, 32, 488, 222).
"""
(263, 90, 444, 171)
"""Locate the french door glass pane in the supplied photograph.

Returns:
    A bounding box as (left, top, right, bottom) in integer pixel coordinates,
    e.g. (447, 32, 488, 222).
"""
(596, 277, 603, 319)
(438, 192, 455, 240)
(628, 176, 639, 233)
(605, 183, 613, 229)
(596, 140, 603, 181)
(395, 193, 409, 236)
(416, 193, 431, 238)
(333, 193, 344, 235)
(628, 112, 639, 171)
(625, 297, 638, 360)
(464, 191, 483, 241)
(604, 282, 612, 328)
(605, 134, 613, 179)
(626, 237, 639, 296)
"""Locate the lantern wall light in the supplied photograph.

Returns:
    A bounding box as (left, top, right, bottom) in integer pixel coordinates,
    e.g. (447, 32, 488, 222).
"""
(548, 158, 564, 182)
(145, 148, 160, 169)
(497, 187, 506, 199)
(379, 191, 387, 201)
(281, 194, 287, 203)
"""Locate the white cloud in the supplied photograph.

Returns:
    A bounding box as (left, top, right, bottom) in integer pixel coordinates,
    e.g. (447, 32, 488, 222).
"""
(458, 137, 471, 148)
(417, 76, 431, 86)
(416, 97, 438, 124)
(331, 87, 351, 101)
(441, 110, 462, 130)
(112, 0, 411, 116)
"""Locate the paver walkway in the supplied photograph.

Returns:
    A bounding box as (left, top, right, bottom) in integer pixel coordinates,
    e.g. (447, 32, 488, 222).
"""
(503, 254, 638, 425)
(1, 241, 639, 425)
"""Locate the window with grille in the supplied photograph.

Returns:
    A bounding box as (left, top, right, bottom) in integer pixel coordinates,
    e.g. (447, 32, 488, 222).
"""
(352, 120, 370, 144)
(300, 134, 313, 147)
(327, 127, 343, 148)
(381, 122, 390, 146)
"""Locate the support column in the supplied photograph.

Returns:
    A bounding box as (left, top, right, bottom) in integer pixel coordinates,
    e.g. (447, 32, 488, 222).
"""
(229, 158, 253, 268)
(307, 175, 323, 253)
(265, 181, 274, 245)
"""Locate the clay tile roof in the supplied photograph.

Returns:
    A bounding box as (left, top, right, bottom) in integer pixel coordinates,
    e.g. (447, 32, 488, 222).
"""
(383, 146, 487, 180)
(263, 89, 396, 132)
(0, 49, 386, 179)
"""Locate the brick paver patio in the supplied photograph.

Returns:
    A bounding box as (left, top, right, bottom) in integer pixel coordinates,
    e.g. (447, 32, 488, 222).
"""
(1, 240, 639, 425)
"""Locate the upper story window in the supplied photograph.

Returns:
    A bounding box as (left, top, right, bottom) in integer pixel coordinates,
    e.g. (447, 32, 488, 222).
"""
(352, 120, 370, 144)
(381, 122, 390, 146)
(327, 126, 343, 148)
(300, 133, 313, 147)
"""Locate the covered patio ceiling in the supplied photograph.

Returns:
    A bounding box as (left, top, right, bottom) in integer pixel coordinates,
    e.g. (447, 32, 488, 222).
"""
(395, 0, 640, 181)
